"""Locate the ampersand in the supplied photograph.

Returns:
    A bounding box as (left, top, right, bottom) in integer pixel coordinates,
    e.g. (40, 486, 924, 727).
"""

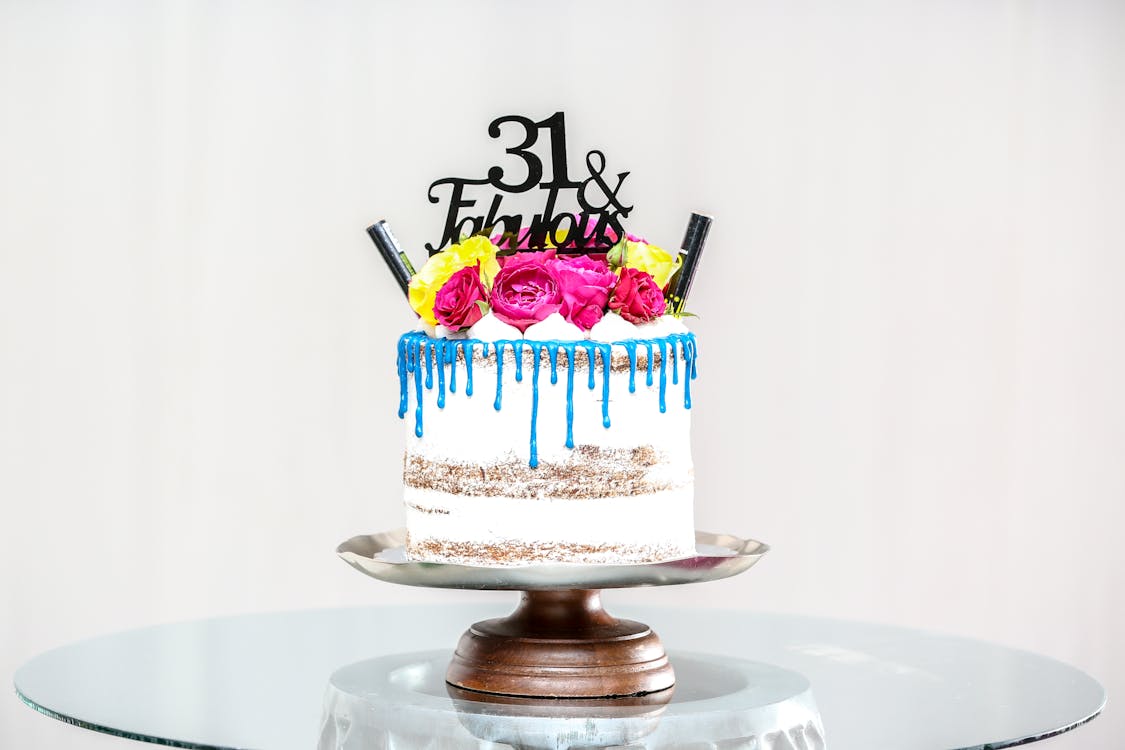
(578, 150, 633, 217)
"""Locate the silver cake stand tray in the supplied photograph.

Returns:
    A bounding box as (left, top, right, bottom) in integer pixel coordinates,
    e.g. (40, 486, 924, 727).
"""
(336, 528, 768, 591)
(336, 528, 769, 700)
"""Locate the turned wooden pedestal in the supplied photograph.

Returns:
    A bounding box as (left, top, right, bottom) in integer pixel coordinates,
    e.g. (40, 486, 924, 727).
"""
(446, 589, 675, 699)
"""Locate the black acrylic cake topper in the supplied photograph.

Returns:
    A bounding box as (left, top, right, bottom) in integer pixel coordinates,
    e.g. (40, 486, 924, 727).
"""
(425, 112, 633, 255)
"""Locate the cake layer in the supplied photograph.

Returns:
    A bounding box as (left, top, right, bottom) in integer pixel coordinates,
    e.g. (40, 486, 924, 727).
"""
(399, 333, 697, 468)
(405, 445, 690, 499)
(404, 486, 696, 566)
(407, 538, 692, 566)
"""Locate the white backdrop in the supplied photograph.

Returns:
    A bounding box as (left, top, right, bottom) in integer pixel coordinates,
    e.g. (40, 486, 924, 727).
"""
(2, 1, 1123, 747)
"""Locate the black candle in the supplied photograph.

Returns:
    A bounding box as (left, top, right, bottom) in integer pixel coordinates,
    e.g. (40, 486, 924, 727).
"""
(670, 213, 712, 315)
(366, 220, 416, 297)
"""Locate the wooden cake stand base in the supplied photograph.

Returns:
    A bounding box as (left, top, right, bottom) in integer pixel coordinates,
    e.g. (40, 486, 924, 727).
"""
(337, 529, 769, 700)
(446, 589, 674, 699)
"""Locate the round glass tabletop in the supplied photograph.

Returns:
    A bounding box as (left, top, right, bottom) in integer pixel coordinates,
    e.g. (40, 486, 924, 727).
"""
(13, 604, 1104, 750)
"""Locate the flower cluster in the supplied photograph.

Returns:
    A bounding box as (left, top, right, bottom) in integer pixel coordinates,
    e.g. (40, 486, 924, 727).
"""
(408, 228, 682, 333)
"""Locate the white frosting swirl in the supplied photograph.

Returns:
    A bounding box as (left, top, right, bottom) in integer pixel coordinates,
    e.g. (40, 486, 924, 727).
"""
(635, 315, 690, 338)
(434, 324, 467, 339)
(588, 312, 640, 342)
(522, 312, 585, 342)
(466, 312, 523, 341)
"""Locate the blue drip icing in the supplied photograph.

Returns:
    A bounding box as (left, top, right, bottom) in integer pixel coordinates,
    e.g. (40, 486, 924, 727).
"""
(413, 340, 424, 437)
(625, 342, 637, 393)
(394, 331, 696, 466)
(436, 341, 446, 409)
(424, 341, 434, 390)
(448, 341, 457, 395)
(464, 341, 474, 397)
(671, 338, 679, 386)
(565, 344, 576, 449)
(599, 345, 611, 428)
(644, 341, 654, 387)
(683, 336, 694, 409)
(584, 343, 596, 390)
(493, 342, 505, 411)
(396, 337, 408, 418)
(529, 343, 541, 468)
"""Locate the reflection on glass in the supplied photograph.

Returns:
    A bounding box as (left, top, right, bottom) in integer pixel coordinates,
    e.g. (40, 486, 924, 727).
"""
(318, 650, 825, 750)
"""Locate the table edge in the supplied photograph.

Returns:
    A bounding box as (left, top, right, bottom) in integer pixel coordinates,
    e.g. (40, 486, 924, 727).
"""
(13, 683, 251, 750)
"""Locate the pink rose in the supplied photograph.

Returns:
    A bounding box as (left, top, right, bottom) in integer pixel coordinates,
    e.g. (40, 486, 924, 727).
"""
(609, 267, 666, 323)
(550, 255, 616, 330)
(571, 215, 615, 248)
(433, 265, 487, 332)
(491, 226, 534, 251)
(489, 254, 563, 332)
(499, 249, 557, 268)
(491, 227, 561, 251)
(572, 215, 645, 246)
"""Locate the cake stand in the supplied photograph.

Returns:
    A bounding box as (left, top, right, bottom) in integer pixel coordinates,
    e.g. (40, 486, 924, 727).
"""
(336, 528, 768, 699)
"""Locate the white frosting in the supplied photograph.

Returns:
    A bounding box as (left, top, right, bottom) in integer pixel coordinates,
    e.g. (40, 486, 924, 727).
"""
(466, 311, 522, 341)
(588, 312, 639, 342)
(636, 315, 690, 338)
(522, 312, 585, 342)
(666, 316, 690, 334)
(405, 487, 696, 564)
(404, 343, 694, 465)
(434, 324, 467, 339)
(414, 320, 437, 337)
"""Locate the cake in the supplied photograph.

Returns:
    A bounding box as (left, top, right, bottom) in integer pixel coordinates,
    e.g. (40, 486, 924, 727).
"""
(396, 228, 702, 566)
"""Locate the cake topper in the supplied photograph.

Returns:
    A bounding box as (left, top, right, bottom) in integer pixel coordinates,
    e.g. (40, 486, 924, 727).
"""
(366, 114, 713, 325)
(425, 112, 633, 254)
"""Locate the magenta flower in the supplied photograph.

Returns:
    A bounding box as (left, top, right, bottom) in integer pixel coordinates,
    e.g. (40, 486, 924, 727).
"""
(433, 265, 487, 332)
(499, 249, 558, 269)
(551, 255, 616, 330)
(609, 267, 666, 323)
(489, 254, 563, 331)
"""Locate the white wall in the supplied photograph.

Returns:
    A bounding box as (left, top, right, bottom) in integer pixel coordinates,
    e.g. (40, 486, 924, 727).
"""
(2, 1, 1122, 747)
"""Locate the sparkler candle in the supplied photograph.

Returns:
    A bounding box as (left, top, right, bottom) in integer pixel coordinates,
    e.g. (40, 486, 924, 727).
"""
(366, 220, 417, 297)
(669, 213, 712, 315)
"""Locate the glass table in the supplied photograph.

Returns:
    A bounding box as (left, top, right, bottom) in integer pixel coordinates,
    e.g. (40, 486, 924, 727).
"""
(13, 604, 1104, 749)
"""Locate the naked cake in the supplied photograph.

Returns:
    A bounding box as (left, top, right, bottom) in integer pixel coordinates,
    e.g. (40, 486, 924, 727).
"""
(397, 229, 702, 566)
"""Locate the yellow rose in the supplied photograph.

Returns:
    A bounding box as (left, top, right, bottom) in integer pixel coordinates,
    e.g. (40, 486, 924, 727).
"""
(448, 236, 501, 288)
(408, 252, 464, 325)
(408, 237, 501, 325)
(623, 241, 682, 290)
